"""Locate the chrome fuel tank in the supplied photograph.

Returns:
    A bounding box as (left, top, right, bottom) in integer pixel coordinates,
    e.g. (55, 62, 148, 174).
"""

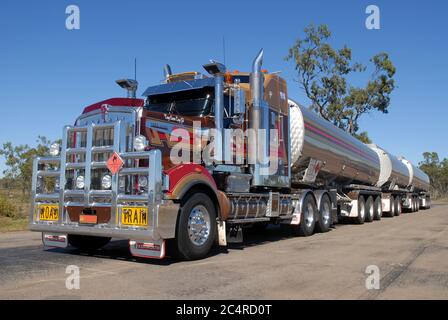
(368, 145, 410, 189)
(400, 157, 430, 192)
(289, 100, 380, 187)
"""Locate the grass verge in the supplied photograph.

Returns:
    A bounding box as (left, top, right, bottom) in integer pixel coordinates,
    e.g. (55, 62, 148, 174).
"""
(0, 216, 28, 232)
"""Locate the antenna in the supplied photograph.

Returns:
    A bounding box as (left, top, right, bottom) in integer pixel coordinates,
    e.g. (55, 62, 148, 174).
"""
(134, 57, 137, 81)
(222, 36, 226, 65)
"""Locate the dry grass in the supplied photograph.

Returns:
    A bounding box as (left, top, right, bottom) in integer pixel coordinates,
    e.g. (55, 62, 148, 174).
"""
(0, 188, 30, 232)
(0, 216, 28, 232)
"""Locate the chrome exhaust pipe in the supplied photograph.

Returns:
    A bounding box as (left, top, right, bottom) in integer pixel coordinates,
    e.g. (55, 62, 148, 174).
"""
(250, 48, 264, 112)
(164, 64, 172, 79)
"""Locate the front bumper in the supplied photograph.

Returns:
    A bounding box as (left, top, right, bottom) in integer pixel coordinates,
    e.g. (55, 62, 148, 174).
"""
(29, 200, 180, 241)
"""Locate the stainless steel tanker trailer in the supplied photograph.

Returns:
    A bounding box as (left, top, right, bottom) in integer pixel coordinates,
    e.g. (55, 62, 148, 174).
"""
(29, 49, 431, 260)
(288, 100, 430, 232)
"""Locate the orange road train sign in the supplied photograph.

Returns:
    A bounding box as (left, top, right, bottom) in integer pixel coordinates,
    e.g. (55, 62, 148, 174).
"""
(107, 152, 124, 175)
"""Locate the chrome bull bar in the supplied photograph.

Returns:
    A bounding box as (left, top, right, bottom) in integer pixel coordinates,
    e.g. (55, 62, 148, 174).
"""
(29, 121, 178, 241)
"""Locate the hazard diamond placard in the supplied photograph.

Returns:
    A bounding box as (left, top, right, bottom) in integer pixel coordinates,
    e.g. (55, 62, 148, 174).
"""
(106, 152, 124, 175)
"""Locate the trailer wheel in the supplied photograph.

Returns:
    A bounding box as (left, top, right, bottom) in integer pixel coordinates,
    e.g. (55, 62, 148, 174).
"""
(365, 196, 374, 223)
(286, 193, 317, 237)
(394, 196, 402, 216)
(354, 196, 366, 224)
(173, 192, 216, 261)
(315, 194, 332, 233)
(68, 235, 111, 251)
(385, 196, 395, 217)
(373, 196, 382, 221)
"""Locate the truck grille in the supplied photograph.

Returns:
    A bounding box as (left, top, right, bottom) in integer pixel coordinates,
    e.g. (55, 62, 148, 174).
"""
(30, 110, 163, 230)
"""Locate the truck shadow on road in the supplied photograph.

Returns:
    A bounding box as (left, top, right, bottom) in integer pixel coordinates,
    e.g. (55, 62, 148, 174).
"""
(46, 225, 336, 265)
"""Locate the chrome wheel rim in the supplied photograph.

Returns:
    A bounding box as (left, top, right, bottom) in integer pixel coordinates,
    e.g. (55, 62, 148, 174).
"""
(321, 201, 331, 225)
(377, 201, 382, 217)
(368, 201, 374, 218)
(305, 202, 315, 228)
(359, 201, 365, 219)
(187, 205, 211, 246)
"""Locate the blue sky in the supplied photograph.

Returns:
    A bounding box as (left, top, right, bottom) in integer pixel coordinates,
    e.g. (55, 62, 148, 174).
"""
(1, 0, 447, 175)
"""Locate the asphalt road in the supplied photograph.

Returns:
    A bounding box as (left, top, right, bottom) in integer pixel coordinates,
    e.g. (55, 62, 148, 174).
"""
(0, 203, 447, 300)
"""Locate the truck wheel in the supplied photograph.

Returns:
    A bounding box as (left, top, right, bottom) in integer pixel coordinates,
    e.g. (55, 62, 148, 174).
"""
(385, 196, 395, 217)
(373, 196, 382, 221)
(68, 235, 111, 251)
(354, 196, 366, 224)
(174, 193, 216, 260)
(287, 193, 316, 237)
(365, 196, 374, 223)
(394, 196, 402, 216)
(416, 198, 420, 212)
(315, 194, 332, 233)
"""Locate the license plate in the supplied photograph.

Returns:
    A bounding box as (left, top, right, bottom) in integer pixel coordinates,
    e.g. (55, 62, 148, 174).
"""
(121, 207, 148, 227)
(39, 205, 59, 221)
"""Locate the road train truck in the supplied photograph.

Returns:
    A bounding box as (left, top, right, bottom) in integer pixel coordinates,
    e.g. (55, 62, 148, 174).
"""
(29, 50, 431, 260)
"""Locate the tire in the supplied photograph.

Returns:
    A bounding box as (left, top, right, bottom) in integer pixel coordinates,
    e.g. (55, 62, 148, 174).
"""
(354, 196, 366, 224)
(394, 196, 401, 216)
(365, 196, 374, 223)
(373, 196, 382, 221)
(416, 198, 420, 212)
(68, 235, 111, 251)
(412, 197, 417, 212)
(173, 192, 217, 261)
(290, 193, 317, 236)
(315, 194, 332, 233)
(385, 196, 395, 217)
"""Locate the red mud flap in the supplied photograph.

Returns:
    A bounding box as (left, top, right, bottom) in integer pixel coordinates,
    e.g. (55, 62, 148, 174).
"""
(129, 239, 166, 259)
(42, 233, 68, 248)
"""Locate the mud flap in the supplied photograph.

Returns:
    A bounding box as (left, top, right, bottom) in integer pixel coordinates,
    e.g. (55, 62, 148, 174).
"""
(217, 221, 227, 246)
(290, 213, 301, 225)
(129, 239, 166, 259)
(42, 233, 68, 248)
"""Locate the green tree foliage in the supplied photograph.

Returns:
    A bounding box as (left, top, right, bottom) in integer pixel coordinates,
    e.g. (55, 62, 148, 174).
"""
(419, 152, 448, 199)
(286, 24, 396, 142)
(0, 136, 60, 194)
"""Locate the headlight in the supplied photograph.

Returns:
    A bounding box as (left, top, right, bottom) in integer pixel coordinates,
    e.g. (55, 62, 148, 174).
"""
(119, 177, 126, 189)
(134, 135, 147, 151)
(49, 143, 60, 156)
(102, 174, 112, 189)
(55, 178, 60, 191)
(138, 176, 148, 189)
(76, 175, 85, 189)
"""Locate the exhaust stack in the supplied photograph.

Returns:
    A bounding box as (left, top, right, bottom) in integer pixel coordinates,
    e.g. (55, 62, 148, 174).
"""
(203, 61, 227, 163)
(164, 64, 172, 79)
(250, 49, 270, 186)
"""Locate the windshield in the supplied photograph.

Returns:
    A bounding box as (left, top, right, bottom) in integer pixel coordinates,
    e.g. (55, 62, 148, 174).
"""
(146, 88, 214, 117)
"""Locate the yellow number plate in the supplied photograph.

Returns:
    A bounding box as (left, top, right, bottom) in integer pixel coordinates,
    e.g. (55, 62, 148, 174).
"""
(39, 205, 59, 221)
(121, 207, 148, 227)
